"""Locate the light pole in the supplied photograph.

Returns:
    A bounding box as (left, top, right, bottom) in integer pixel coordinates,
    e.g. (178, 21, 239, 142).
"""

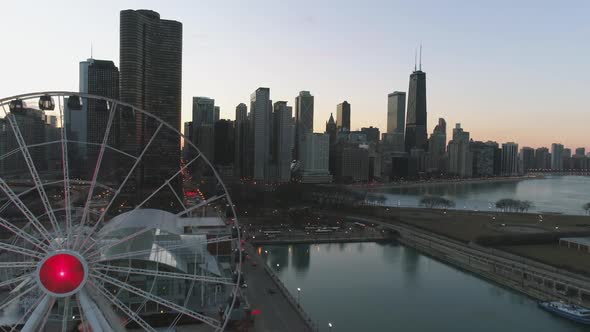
(328, 322, 333, 331)
(297, 287, 301, 303)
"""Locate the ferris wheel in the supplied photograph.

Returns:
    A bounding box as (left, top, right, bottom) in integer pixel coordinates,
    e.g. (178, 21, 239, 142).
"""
(0, 92, 242, 331)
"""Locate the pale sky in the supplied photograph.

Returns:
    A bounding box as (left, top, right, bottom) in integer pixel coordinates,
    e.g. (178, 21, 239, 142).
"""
(1, 0, 589, 150)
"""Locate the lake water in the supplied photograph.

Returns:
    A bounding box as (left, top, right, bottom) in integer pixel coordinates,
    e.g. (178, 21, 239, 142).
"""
(260, 242, 590, 332)
(374, 175, 590, 215)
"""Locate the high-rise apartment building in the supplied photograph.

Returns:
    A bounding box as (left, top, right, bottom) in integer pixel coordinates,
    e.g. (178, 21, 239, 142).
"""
(387, 91, 406, 135)
(272, 101, 293, 182)
(251, 88, 271, 181)
(76, 58, 120, 178)
(470, 141, 495, 177)
(535, 147, 550, 169)
(299, 133, 332, 183)
(501, 142, 519, 176)
(120, 9, 182, 206)
(294, 91, 314, 160)
(192, 97, 216, 161)
(360, 127, 380, 143)
(448, 124, 471, 177)
(405, 67, 428, 152)
(336, 101, 351, 132)
(234, 103, 250, 178)
(428, 118, 447, 172)
(551, 143, 564, 170)
(520, 147, 535, 172)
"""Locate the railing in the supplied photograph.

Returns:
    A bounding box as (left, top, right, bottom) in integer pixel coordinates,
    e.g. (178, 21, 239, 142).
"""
(261, 261, 319, 332)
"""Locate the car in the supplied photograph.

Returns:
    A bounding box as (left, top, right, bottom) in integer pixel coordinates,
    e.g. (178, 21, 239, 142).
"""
(251, 262, 257, 267)
(266, 288, 276, 294)
(241, 283, 248, 288)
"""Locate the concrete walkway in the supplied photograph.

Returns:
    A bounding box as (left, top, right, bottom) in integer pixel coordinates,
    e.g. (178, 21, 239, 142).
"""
(243, 245, 313, 332)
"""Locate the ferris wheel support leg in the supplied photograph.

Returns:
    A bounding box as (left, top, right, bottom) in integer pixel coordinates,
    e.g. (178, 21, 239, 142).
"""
(20, 295, 52, 332)
(78, 289, 111, 332)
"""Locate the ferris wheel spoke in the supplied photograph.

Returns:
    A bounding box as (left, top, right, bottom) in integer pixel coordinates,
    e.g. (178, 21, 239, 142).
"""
(60, 297, 70, 332)
(0, 275, 30, 288)
(0, 284, 37, 312)
(20, 295, 54, 332)
(0, 178, 54, 247)
(0, 261, 37, 269)
(90, 235, 232, 263)
(94, 264, 235, 285)
(93, 272, 221, 329)
(76, 122, 164, 252)
(0, 217, 49, 252)
(168, 182, 187, 211)
(80, 153, 203, 253)
(57, 96, 73, 248)
(76, 102, 118, 250)
(83, 227, 152, 257)
(0, 241, 43, 259)
(175, 193, 226, 217)
(1, 104, 63, 244)
(135, 153, 202, 210)
(74, 294, 87, 332)
(65, 140, 138, 161)
(77, 288, 111, 332)
(87, 280, 157, 332)
(0, 140, 62, 162)
(7, 292, 45, 332)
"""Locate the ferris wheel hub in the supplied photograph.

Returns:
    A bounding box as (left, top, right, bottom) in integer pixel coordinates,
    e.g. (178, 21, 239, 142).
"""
(36, 251, 88, 297)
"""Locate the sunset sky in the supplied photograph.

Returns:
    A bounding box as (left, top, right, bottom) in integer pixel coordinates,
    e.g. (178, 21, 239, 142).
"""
(1, 0, 588, 150)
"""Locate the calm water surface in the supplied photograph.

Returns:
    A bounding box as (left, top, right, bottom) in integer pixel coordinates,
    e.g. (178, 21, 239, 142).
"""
(376, 175, 590, 215)
(261, 242, 590, 332)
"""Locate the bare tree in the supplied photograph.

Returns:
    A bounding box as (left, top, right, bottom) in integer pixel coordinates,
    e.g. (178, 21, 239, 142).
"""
(419, 195, 455, 209)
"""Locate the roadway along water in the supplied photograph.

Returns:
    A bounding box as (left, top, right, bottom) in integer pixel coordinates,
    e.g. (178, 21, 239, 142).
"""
(375, 175, 590, 215)
(259, 242, 590, 332)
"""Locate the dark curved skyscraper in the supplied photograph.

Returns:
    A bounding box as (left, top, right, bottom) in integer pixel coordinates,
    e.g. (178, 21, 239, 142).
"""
(405, 69, 427, 152)
(120, 9, 182, 209)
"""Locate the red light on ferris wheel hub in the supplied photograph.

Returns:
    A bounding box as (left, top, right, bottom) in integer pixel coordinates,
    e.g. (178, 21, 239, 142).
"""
(38, 253, 86, 296)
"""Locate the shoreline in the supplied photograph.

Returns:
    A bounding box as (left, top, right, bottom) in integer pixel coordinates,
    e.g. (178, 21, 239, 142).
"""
(350, 175, 543, 190)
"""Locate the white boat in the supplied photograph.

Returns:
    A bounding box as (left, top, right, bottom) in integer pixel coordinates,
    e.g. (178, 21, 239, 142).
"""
(539, 301, 590, 324)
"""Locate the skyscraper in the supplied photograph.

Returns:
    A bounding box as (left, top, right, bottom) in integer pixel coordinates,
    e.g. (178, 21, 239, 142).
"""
(360, 127, 380, 143)
(294, 91, 314, 160)
(520, 147, 535, 172)
(251, 87, 271, 181)
(387, 91, 406, 134)
(336, 101, 351, 132)
(428, 118, 447, 172)
(234, 103, 250, 178)
(551, 143, 564, 170)
(71, 58, 119, 177)
(405, 65, 428, 152)
(192, 97, 216, 161)
(501, 142, 519, 176)
(192, 97, 216, 127)
(272, 101, 294, 182)
(120, 9, 182, 205)
(535, 147, 550, 169)
(447, 123, 471, 177)
(299, 133, 332, 183)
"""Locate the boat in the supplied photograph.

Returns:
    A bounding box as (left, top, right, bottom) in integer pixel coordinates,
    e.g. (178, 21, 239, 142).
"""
(539, 301, 590, 324)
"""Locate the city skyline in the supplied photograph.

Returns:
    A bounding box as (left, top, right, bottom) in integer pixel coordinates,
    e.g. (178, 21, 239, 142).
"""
(1, 1, 589, 150)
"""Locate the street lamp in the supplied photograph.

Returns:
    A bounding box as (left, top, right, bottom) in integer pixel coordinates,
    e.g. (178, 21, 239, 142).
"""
(328, 322, 333, 331)
(297, 287, 301, 303)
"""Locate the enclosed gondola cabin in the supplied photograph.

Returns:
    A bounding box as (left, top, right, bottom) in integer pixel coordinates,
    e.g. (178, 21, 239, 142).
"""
(39, 95, 55, 111)
(67, 95, 83, 111)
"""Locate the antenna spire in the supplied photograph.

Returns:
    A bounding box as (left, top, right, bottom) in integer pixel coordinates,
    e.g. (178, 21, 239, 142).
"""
(419, 43, 422, 71)
(90, 42, 93, 59)
(414, 47, 417, 71)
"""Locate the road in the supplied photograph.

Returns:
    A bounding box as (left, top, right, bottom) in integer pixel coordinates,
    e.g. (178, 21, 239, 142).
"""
(243, 245, 313, 332)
